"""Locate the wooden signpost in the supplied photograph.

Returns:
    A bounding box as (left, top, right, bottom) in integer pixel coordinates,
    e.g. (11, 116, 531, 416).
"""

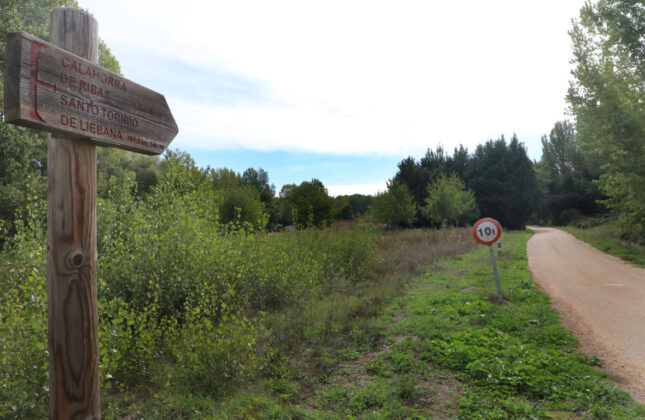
(4, 29, 178, 155)
(3, 7, 178, 419)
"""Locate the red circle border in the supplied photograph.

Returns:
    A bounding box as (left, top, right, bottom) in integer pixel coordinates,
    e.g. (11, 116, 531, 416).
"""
(473, 218, 502, 245)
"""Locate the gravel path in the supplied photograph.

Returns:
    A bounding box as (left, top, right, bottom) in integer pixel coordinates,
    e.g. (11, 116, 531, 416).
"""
(527, 227, 645, 404)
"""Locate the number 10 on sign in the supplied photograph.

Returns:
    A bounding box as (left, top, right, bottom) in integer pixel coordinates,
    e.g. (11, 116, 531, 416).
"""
(473, 218, 503, 303)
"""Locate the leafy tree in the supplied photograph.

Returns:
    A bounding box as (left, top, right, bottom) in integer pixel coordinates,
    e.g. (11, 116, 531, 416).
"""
(242, 168, 278, 227)
(159, 150, 209, 196)
(535, 121, 604, 224)
(242, 168, 275, 204)
(423, 174, 479, 226)
(0, 0, 81, 242)
(277, 179, 334, 228)
(393, 156, 429, 211)
(465, 135, 537, 230)
(568, 0, 645, 242)
(372, 180, 416, 228)
(98, 39, 121, 74)
(217, 186, 266, 228)
(343, 194, 374, 218)
(333, 196, 353, 220)
(447, 145, 470, 180)
(394, 145, 471, 226)
(209, 168, 243, 190)
(97, 148, 160, 198)
(1, 0, 78, 101)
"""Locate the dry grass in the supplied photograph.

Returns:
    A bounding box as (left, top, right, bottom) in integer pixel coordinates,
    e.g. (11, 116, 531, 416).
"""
(377, 227, 476, 275)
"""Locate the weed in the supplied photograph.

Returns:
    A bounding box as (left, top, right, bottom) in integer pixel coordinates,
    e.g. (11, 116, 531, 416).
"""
(564, 220, 645, 267)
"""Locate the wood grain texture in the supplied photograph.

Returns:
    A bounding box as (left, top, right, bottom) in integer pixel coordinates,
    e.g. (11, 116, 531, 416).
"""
(47, 8, 100, 420)
(3, 28, 178, 155)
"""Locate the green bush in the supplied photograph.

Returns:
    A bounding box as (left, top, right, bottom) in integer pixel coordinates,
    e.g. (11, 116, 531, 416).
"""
(0, 169, 383, 414)
(0, 204, 48, 418)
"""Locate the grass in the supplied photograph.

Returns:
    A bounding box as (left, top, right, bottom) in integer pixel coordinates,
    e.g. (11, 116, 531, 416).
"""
(131, 229, 644, 419)
(100, 227, 477, 418)
(563, 220, 645, 267)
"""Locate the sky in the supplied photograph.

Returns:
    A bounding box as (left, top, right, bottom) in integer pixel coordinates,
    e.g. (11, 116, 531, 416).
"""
(77, 0, 586, 196)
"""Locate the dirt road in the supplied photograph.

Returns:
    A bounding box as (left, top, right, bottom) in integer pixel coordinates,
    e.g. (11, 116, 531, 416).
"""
(527, 227, 645, 403)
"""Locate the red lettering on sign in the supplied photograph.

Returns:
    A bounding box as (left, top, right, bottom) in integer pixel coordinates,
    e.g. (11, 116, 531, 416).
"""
(61, 55, 126, 92)
(60, 114, 77, 129)
(29, 41, 56, 122)
(61, 95, 100, 115)
(78, 119, 123, 140)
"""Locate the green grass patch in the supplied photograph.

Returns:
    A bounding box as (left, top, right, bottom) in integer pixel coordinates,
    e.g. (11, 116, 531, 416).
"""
(209, 230, 644, 418)
(3, 214, 642, 418)
(564, 220, 645, 267)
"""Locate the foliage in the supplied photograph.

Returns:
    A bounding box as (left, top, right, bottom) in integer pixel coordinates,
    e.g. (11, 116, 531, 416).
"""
(97, 148, 160, 198)
(535, 120, 605, 225)
(564, 219, 645, 267)
(0, 154, 386, 417)
(242, 167, 275, 205)
(568, 0, 645, 243)
(332, 196, 354, 220)
(372, 180, 416, 227)
(393, 142, 537, 229)
(0, 0, 121, 247)
(333, 194, 374, 220)
(0, 0, 74, 243)
(98, 39, 121, 74)
(393, 146, 464, 225)
(466, 135, 537, 229)
(422, 173, 479, 226)
(205, 231, 643, 419)
(0, 201, 48, 419)
(277, 179, 335, 228)
(217, 186, 266, 227)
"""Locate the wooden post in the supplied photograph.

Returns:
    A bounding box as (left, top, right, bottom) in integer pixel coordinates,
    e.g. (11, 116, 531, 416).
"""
(47, 8, 100, 419)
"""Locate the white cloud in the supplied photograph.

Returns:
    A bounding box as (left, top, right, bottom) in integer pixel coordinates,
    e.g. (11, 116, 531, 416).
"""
(81, 0, 585, 159)
(327, 183, 387, 197)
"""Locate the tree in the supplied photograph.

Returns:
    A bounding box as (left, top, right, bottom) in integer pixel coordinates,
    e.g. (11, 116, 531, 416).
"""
(372, 181, 416, 228)
(159, 150, 209, 195)
(568, 0, 645, 242)
(209, 168, 243, 190)
(217, 186, 266, 228)
(465, 135, 537, 230)
(394, 145, 471, 226)
(535, 121, 604, 224)
(344, 194, 374, 218)
(277, 179, 334, 228)
(97, 148, 160, 198)
(242, 168, 277, 227)
(423, 174, 478, 226)
(242, 168, 275, 204)
(539, 121, 583, 182)
(1, 0, 83, 243)
(393, 156, 429, 211)
(333, 196, 353, 220)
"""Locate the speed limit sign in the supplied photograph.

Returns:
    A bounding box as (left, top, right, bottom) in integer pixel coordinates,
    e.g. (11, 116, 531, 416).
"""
(473, 217, 504, 303)
(473, 218, 502, 246)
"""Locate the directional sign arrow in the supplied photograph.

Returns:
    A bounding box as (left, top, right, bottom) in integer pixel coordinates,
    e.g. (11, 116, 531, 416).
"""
(4, 31, 178, 155)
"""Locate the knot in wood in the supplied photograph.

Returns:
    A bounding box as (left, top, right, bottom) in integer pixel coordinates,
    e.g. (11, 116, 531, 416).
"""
(65, 250, 85, 269)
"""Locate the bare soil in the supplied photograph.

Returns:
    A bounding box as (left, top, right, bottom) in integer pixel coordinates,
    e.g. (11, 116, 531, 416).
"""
(527, 227, 645, 404)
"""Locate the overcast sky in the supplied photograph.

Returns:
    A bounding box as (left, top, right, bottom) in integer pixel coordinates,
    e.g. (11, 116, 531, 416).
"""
(78, 0, 586, 195)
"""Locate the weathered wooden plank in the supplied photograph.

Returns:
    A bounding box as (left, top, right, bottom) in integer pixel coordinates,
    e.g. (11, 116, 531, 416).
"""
(4, 29, 178, 155)
(47, 8, 100, 419)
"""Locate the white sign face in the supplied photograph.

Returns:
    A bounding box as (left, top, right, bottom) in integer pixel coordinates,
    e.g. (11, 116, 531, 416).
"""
(473, 218, 502, 245)
(476, 221, 498, 242)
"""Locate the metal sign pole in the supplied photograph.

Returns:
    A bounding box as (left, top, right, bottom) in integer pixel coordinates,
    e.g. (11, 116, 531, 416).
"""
(488, 245, 503, 304)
